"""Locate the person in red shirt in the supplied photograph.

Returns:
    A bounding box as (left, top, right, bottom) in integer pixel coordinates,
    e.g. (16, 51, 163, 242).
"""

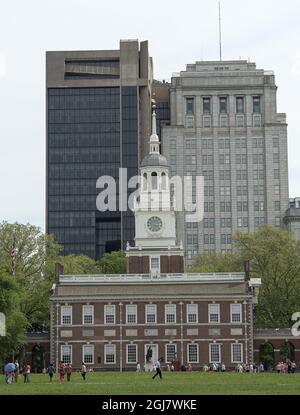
(58, 361, 65, 381)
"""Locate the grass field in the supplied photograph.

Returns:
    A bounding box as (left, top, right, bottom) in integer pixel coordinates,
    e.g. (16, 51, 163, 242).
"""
(0, 372, 300, 395)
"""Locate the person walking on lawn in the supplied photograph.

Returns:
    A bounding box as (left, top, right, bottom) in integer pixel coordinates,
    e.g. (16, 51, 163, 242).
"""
(152, 357, 163, 380)
(66, 364, 72, 382)
(81, 362, 87, 380)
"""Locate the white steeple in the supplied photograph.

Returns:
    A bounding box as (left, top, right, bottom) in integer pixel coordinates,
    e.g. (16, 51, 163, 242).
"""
(149, 104, 160, 155)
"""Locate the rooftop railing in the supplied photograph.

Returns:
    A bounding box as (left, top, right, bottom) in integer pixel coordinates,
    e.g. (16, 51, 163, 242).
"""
(59, 272, 245, 284)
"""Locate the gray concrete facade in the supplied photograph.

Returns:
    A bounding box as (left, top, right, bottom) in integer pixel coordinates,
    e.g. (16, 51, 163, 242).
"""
(162, 60, 289, 265)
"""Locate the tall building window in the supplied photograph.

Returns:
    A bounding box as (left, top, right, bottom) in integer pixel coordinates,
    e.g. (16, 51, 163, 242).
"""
(221, 218, 232, 228)
(230, 304, 242, 323)
(186, 97, 194, 115)
(187, 304, 198, 323)
(166, 344, 177, 363)
(104, 305, 115, 325)
(82, 305, 94, 325)
(236, 97, 244, 113)
(274, 201, 281, 211)
(145, 304, 157, 324)
(254, 201, 265, 211)
(170, 139, 177, 150)
(274, 185, 280, 195)
(165, 304, 176, 324)
(203, 116, 212, 128)
(231, 343, 243, 363)
(253, 96, 261, 113)
(61, 306, 72, 325)
(253, 95, 261, 113)
(61, 345, 72, 364)
(104, 344, 116, 364)
(219, 97, 228, 114)
(221, 234, 232, 244)
(203, 97, 211, 114)
(82, 344, 94, 364)
(237, 218, 248, 228)
(209, 343, 221, 363)
(126, 344, 137, 364)
(126, 304, 137, 324)
(187, 344, 199, 363)
(209, 304, 220, 323)
(220, 202, 231, 212)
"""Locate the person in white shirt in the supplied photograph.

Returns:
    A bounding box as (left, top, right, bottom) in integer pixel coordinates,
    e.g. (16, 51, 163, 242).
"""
(152, 358, 163, 379)
(81, 362, 87, 380)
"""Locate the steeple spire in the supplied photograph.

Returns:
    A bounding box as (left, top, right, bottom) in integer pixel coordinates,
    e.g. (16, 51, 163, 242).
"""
(149, 103, 160, 154)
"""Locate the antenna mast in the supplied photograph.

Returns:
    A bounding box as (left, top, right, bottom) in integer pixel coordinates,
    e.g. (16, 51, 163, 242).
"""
(219, 1, 222, 61)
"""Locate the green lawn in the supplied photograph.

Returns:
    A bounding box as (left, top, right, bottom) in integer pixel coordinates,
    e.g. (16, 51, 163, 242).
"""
(1, 372, 300, 395)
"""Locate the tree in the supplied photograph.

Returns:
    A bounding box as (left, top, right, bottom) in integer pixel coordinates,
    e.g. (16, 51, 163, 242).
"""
(98, 251, 127, 274)
(0, 222, 61, 330)
(0, 270, 27, 366)
(189, 252, 243, 273)
(190, 225, 300, 329)
(58, 254, 100, 275)
(234, 225, 300, 328)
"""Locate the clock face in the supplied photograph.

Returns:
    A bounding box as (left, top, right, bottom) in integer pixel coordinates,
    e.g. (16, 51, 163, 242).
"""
(147, 216, 163, 233)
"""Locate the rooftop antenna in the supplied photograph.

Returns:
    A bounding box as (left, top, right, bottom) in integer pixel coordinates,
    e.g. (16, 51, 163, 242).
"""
(219, 1, 222, 61)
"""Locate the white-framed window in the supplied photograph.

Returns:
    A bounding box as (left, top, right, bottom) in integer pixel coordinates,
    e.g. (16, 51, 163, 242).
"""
(126, 304, 137, 324)
(230, 304, 242, 323)
(61, 345, 72, 364)
(61, 306, 72, 325)
(209, 343, 221, 363)
(104, 305, 115, 325)
(165, 344, 177, 363)
(104, 344, 116, 364)
(126, 344, 137, 364)
(209, 304, 220, 323)
(165, 304, 176, 324)
(82, 305, 94, 325)
(187, 344, 199, 363)
(82, 344, 94, 364)
(187, 304, 198, 323)
(231, 343, 243, 363)
(150, 257, 160, 274)
(145, 304, 157, 324)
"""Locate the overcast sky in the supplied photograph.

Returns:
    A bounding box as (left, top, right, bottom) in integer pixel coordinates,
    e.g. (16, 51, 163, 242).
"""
(0, 0, 299, 229)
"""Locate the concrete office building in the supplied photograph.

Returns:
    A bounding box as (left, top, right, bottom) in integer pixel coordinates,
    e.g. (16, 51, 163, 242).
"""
(162, 60, 289, 265)
(46, 40, 153, 258)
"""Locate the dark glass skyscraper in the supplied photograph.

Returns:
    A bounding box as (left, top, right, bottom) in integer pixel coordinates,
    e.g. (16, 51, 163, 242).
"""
(46, 40, 153, 258)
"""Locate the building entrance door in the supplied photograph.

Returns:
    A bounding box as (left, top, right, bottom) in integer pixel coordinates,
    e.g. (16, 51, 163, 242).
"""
(144, 344, 158, 371)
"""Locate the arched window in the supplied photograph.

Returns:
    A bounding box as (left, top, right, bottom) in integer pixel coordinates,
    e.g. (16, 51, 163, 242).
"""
(161, 172, 167, 190)
(151, 172, 158, 190)
(143, 173, 147, 191)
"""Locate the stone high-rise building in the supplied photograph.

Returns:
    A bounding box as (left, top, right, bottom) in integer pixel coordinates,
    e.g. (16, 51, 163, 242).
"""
(162, 60, 289, 265)
(46, 40, 153, 258)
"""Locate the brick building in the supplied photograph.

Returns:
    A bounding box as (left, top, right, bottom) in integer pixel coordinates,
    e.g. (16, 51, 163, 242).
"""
(50, 109, 261, 371)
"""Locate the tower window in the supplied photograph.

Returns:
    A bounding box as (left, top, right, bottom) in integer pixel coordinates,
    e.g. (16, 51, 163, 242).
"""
(161, 172, 167, 190)
(151, 172, 158, 190)
(143, 173, 148, 191)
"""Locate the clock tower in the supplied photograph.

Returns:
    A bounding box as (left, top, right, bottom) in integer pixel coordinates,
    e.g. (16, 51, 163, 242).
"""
(126, 105, 184, 275)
